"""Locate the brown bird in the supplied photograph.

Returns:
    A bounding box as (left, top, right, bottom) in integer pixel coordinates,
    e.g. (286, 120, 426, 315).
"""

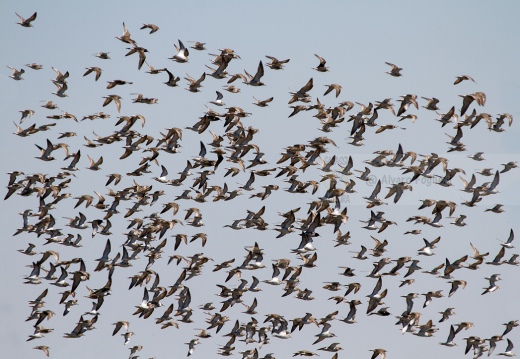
(253, 97, 274, 107)
(116, 22, 136, 45)
(107, 79, 133, 89)
(33, 346, 49, 357)
(313, 54, 329, 72)
(459, 92, 486, 116)
(140, 23, 159, 33)
(125, 46, 148, 70)
(385, 62, 402, 77)
(323, 84, 342, 97)
(164, 69, 180, 87)
(102, 95, 122, 112)
(454, 75, 476, 85)
(26, 63, 43, 70)
(189, 41, 206, 50)
(16, 12, 37, 27)
(266, 55, 290, 70)
(83, 67, 102, 81)
(95, 52, 111, 59)
(370, 348, 387, 359)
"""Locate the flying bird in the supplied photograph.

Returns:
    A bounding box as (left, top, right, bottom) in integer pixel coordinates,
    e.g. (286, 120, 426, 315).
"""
(16, 12, 37, 27)
(459, 91, 486, 116)
(171, 39, 189, 63)
(266, 55, 290, 70)
(140, 23, 159, 33)
(313, 54, 329, 72)
(385, 62, 402, 77)
(454, 75, 476, 85)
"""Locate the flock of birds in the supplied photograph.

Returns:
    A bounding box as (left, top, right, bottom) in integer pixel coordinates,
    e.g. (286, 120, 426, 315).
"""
(6, 11, 519, 359)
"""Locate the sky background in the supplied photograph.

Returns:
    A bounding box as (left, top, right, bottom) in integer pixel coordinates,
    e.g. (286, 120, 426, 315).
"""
(1, 1, 520, 358)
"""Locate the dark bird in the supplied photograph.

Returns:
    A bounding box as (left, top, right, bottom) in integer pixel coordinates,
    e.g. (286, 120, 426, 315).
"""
(16, 12, 37, 27)
(140, 23, 159, 33)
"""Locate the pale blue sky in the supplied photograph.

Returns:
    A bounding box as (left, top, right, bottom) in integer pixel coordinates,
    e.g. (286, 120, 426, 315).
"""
(1, 1, 519, 358)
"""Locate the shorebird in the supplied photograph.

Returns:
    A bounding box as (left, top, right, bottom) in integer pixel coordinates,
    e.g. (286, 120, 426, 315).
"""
(131, 93, 158, 104)
(293, 350, 318, 357)
(171, 39, 189, 62)
(52, 82, 68, 97)
(454, 322, 474, 336)
(339, 299, 361, 324)
(498, 229, 515, 249)
(205, 56, 230, 79)
(313, 54, 329, 72)
(504, 254, 519, 266)
(7, 66, 25, 80)
(26, 63, 43, 70)
(112, 321, 130, 336)
(289, 78, 313, 104)
(41, 100, 58, 110)
(186, 339, 199, 356)
(501, 161, 517, 173)
(185, 73, 206, 92)
(116, 22, 135, 45)
(397, 94, 418, 116)
(422, 290, 443, 307)
(454, 75, 476, 85)
(223, 85, 240, 93)
(266, 55, 290, 70)
(241, 61, 265, 86)
(107, 79, 133, 89)
(18, 242, 36, 256)
(83, 67, 102, 81)
(263, 264, 282, 285)
(459, 92, 486, 116)
(503, 321, 519, 336)
(498, 338, 515, 357)
(439, 308, 456, 322)
(363, 180, 386, 208)
(140, 23, 159, 33)
(477, 168, 495, 176)
(350, 245, 368, 260)
(404, 260, 422, 277)
(440, 325, 457, 346)
(370, 348, 387, 359)
(33, 346, 49, 357)
(102, 95, 122, 112)
(94, 52, 110, 59)
(253, 97, 274, 107)
(312, 322, 336, 344)
(16, 12, 37, 27)
(366, 277, 387, 313)
(385, 62, 403, 76)
(189, 41, 206, 50)
(122, 331, 134, 345)
(422, 97, 440, 110)
(210, 91, 225, 106)
(468, 152, 485, 161)
(482, 274, 501, 295)
(448, 280, 467, 297)
(487, 335, 505, 356)
(428, 212, 443, 228)
(86, 155, 103, 171)
(35, 139, 56, 161)
(401, 292, 418, 314)
(450, 214, 467, 227)
(318, 342, 342, 352)
(324, 84, 342, 97)
(163, 68, 180, 87)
